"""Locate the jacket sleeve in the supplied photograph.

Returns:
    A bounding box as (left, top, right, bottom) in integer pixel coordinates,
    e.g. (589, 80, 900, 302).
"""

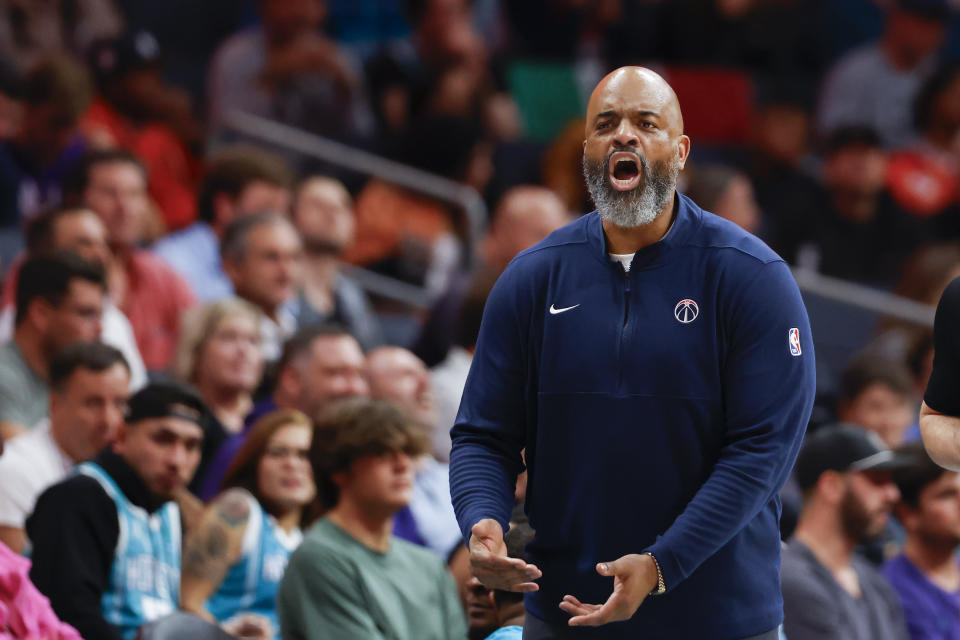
(27, 476, 123, 640)
(644, 260, 816, 589)
(449, 264, 529, 542)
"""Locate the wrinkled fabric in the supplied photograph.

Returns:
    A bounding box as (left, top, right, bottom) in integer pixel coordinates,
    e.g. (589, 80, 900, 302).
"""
(0, 542, 81, 640)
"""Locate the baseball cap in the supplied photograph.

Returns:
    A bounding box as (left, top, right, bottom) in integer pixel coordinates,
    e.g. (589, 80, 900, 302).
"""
(126, 381, 209, 427)
(88, 30, 162, 85)
(794, 423, 910, 490)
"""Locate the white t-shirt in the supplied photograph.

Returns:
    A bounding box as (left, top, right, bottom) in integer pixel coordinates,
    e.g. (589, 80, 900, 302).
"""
(609, 253, 635, 272)
(0, 419, 74, 528)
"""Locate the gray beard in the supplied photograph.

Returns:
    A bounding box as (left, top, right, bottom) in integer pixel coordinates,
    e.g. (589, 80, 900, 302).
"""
(582, 151, 678, 228)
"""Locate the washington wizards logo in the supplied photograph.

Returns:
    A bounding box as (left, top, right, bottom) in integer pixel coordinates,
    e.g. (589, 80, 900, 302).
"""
(674, 299, 699, 324)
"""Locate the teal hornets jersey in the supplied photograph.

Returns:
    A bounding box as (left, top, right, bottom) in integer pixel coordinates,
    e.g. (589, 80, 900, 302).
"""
(205, 492, 302, 634)
(77, 462, 181, 640)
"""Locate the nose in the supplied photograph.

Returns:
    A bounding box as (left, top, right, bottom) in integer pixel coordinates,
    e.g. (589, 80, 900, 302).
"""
(613, 119, 639, 148)
(885, 482, 901, 504)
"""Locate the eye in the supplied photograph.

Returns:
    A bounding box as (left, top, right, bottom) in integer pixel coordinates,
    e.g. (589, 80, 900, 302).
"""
(641, 121, 657, 129)
(597, 121, 613, 131)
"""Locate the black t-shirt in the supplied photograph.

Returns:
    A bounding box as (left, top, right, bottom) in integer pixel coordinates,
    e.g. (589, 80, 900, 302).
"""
(925, 275, 960, 414)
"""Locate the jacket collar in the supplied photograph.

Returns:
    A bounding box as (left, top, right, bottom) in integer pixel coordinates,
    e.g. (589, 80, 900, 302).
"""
(94, 448, 169, 514)
(586, 192, 701, 269)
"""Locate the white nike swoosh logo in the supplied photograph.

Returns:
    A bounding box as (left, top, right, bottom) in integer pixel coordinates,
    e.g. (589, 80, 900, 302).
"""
(549, 304, 580, 315)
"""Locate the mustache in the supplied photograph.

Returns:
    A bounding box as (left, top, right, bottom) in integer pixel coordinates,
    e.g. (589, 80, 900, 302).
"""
(606, 147, 647, 168)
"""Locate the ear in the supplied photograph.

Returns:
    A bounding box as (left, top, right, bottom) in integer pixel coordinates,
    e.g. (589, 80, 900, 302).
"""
(330, 470, 348, 491)
(894, 502, 919, 533)
(676, 135, 691, 170)
(111, 423, 130, 455)
(26, 298, 54, 333)
(275, 364, 302, 404)
(212, 193, 236, 232)
(222, 256, 242, 286)
(818, 470, 846, 504)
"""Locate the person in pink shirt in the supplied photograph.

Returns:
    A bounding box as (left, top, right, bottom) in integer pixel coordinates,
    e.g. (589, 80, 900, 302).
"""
(0, 432, 82, 640)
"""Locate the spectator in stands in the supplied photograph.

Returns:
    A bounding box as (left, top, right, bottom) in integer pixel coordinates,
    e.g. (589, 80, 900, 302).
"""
(431, 271, 494, 462)
(413, 185, 570, 366)
(62, 149, 196, 371)
(683, 164, 761, 234)
(172, 298, 264, 494)
(0, 205, 147, 389)
(291, 175, 382, 350)
(0, 342, 129, 554)
(0, 0, 121, 73)
(748, 89, 823, 266)
(206, 0, 373, 145)
(838, 354, 916, 448)
(27, 382, 208, 640)
(366, 346, 461, 558)
(83, 31, 203, 231)
(782, 424, 909, 640)
(198, 324, 368, 500)
(277, 398, 467, 639)
(153, 145, 293, 303)
(182, 409, 318, 639)
(0, 253, 105, 440)
(0, 55, 92, 226)
(342, 116, 492, 292)
(818, 0, 950, 149)
(886, 63, 960, 226)
(805, 127, 921, 285)
(884, 441, 960, 640)
(221, 212, 303, 362)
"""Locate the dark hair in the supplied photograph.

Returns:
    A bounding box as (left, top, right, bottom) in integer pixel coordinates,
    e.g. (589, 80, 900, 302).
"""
(310, 398, 430, 509)
(683, 164, 744, 212)
(275, 322, 351, 375)
(219, 210, 291, 263)
(493, 521, 536, 605)
(893, 440, 949, 508)
(62, 149, 147, 205)
(197, 146, 292, 225)
(49, 341, 129, 392)
(822, 126, 882, 156)
(838, 354, 913, 404)
(25, 205, 97, 255)
(15, 252, 106, 326)
(221, 409, 322, 527)
(914, 63, 960, 133)
(455, 270, 496, 349)
(23, 54, 92, 121)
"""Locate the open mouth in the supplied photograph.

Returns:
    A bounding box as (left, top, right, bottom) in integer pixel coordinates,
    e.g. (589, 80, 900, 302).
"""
(608, 152, 642, 191)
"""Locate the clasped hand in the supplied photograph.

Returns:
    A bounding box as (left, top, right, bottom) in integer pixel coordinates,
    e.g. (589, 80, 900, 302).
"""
(469, 519, 659, 627)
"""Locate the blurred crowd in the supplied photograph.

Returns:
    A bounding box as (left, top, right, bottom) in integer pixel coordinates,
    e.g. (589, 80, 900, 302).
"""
(0, 0, 959, 638)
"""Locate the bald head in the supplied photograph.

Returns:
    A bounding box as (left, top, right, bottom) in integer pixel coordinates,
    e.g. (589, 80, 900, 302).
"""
(485, 186, 570, 268)
(585, 66, 684, 138)
(366, 347, 435, 429)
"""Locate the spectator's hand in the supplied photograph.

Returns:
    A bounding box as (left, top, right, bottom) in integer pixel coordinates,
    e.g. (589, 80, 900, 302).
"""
(221, 612, 274, 639)
(468, 518, 541, 591)
(559, 553, 658, 627)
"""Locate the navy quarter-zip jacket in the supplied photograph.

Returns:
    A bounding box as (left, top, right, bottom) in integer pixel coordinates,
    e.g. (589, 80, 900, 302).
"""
(450, 194, 816, 639)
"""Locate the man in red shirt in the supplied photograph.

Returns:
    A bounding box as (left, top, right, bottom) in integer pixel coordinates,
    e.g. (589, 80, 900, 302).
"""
(62, 149, 196, 371)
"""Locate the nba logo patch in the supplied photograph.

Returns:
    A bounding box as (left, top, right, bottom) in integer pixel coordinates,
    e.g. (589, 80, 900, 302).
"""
(788, 328, 802, 357)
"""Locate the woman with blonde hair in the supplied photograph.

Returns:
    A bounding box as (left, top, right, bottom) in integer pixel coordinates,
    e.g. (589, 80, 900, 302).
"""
(181, 409, 320, 639)
(173, 297, 264, 491)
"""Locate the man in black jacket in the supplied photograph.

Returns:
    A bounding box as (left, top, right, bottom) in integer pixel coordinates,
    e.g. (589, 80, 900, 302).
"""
(27, 382, 207, 640)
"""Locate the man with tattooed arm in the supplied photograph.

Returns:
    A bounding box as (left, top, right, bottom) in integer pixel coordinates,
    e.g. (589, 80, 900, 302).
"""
(27, 382, 208, 640)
